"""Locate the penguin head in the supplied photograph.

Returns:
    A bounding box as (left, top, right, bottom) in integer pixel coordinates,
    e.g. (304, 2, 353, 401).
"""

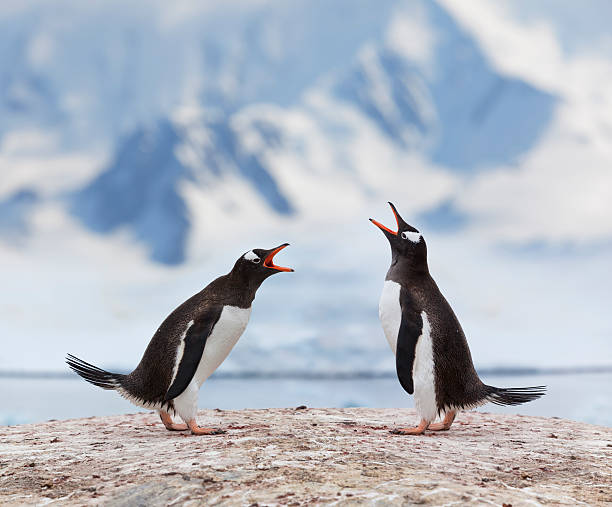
(232, 243, 294, 285)
(370, 202, 427, 268)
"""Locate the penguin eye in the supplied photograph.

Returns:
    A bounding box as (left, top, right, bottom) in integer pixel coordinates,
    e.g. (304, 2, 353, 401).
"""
(243, 250, 260, 263)
(401, 231, 421, 242)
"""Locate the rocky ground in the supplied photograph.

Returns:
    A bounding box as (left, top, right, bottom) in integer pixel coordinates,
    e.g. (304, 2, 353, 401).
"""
(1, 408, 611, 506)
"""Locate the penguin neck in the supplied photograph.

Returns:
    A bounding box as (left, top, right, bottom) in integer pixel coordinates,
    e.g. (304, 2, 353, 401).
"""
(386, 253, 429, 285)
(204, 271, 264, 308)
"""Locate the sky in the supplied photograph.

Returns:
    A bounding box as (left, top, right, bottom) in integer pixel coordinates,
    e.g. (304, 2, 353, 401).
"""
(0, 0, 610, 374)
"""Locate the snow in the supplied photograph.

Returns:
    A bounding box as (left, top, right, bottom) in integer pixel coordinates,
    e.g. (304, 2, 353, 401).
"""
(0, 0, 611, 374)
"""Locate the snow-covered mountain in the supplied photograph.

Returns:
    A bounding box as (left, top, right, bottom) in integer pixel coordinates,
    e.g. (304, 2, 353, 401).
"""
(1, 0, 611, 373)
(1, 0, 557, 263)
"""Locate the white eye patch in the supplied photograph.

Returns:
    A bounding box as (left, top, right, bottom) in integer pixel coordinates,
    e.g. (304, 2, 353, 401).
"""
(243, 250, 260, 263)
(401, 231, 421, 242)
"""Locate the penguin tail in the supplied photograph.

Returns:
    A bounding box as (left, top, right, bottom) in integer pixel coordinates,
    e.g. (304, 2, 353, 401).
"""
(484, 384, 546, 406)
(66, 354, 125, 391)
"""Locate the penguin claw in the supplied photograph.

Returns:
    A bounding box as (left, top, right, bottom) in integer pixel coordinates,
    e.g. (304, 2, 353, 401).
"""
(390, 428, 425, 435)
(190, 427, 226, 436)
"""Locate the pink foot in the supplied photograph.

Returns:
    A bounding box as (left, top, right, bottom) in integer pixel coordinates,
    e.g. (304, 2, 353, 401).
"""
(429, 411, 457, 431)
(187, 419, 226, 435)
(390, 419, 430, 435)
(159, 411, 188, 431)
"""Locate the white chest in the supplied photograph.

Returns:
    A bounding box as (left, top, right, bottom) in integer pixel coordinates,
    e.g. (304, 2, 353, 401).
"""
(379, 281, 438, 420)
(413, 311, 437, 421)
(193, 305, 251, 386)
(379, 280, 402, 355)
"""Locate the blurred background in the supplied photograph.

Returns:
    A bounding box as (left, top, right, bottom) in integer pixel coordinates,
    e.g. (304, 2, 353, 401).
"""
(1, 0, 611, 426)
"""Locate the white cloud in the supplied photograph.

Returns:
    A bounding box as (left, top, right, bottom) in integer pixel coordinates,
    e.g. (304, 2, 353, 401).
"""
(438, 0, 612, 245)
(1, 0, 611, 377)
(455, 116, 612, 243)
(386, 4, 436, 70)
(0, 153, 101, 199)
(437, 0, 566, 93)
(1, 129, 58, 155)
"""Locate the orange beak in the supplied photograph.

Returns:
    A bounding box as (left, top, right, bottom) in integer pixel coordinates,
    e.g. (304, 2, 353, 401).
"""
(369, 203, 400, 235)
(264, 243, 294, 272)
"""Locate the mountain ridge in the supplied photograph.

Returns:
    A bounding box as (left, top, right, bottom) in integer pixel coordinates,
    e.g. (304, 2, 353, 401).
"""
(0, 0, 555, 263)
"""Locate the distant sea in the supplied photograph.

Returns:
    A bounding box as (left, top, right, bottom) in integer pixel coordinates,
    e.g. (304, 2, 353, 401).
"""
(1, 371, 611, 428)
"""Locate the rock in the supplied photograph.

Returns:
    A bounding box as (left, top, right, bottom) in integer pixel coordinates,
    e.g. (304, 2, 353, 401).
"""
(1, 408, 610, 505)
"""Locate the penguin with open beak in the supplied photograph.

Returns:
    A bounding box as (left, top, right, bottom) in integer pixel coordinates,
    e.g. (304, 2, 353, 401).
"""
(67, 244, 293, 435)
(371, 203, 544, 434)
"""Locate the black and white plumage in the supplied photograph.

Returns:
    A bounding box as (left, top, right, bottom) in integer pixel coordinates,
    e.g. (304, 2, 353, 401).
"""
(371, 203, 544, 434)
(67, 244, 293, 434)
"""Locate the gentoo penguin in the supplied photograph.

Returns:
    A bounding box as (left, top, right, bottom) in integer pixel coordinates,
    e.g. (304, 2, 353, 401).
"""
(370, 203, 545, 435)
(67, 244, 293, 435)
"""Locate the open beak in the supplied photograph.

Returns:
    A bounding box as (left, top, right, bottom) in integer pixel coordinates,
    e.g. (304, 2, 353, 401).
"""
(369, 202, 400, 236)
(264, 243, 294, 272)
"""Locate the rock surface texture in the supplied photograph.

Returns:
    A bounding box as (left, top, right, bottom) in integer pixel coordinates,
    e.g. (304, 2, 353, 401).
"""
(1, 408, 610, 505)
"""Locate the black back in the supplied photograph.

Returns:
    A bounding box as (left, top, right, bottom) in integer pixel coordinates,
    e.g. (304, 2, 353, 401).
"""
(373, 202, 488, 412)
(373, 203, 544, 412)
(122, 248, 287, 405)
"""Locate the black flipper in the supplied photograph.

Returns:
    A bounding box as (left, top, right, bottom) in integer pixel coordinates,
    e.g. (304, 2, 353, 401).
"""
(395, 288, 423, 395)
(164, 306, 223, 402)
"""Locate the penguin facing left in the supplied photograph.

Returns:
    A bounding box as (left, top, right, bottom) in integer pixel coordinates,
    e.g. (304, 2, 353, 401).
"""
(67, 244, 293, 435)
(371, 203, 545, 435)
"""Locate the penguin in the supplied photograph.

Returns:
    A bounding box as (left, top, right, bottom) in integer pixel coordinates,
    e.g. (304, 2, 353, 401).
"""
(67, 244, 293, 435)
(370, 203, 545, 435)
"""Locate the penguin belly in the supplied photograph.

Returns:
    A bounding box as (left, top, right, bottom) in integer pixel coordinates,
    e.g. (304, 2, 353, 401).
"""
(379, 280, 438, 422)
(172, 305, 251, 422)
(412, 311, 437, 422)
(379, 280, 402, 354)
(193, 305, 252, 387)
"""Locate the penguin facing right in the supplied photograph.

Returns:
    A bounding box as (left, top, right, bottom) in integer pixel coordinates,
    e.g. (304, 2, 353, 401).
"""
(67, 244, 293, 435)
(370, 203, 545, 435)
